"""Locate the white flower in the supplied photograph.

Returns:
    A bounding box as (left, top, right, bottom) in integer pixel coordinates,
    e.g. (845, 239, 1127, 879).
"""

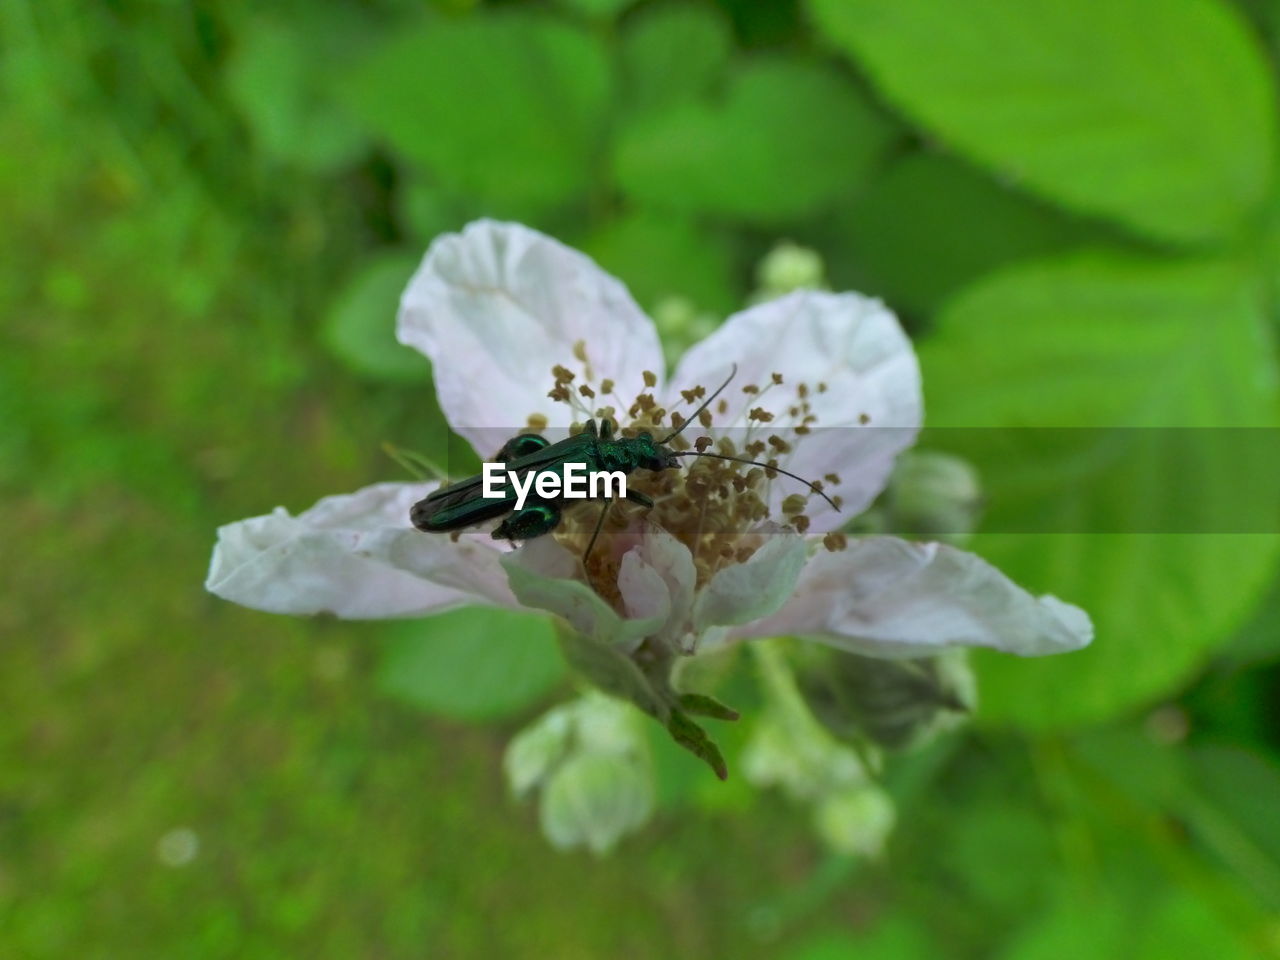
(206, 220, 1092, 666)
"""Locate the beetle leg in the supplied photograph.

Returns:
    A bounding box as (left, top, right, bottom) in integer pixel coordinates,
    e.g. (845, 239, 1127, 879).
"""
(625, 490, 654, 511)
(584, 498, 614, 563)
(492, 502, 562, 542)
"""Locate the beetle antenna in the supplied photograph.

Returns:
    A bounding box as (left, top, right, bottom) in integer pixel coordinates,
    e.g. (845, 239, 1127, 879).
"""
(658, 363, 738, 445)
(669, 451, 840, 512)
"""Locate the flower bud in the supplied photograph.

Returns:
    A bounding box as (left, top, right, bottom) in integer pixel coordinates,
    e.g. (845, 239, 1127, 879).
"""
(795, 646, 976, 752)
(813, 784, 896, 858)
(883, 450, 983, 543)
(540, 752, 654, 855)
(755, 241, 827, 295)
(503, 693, 656, 854)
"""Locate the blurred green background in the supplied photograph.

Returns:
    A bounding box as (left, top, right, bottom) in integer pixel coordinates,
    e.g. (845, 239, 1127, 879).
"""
(5, 0, 1280, 956)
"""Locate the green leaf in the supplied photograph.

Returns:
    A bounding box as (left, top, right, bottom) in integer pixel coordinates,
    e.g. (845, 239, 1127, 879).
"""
(580, 211, 737, 314)
(809, 0, 1276, 244)
(615, 57, 895, 223)
(620, 2, 732, 116)
(666, 709, 729, 780)
(223, 16, 368, 173)
(345, 13, 611, 217)
(556, 0, 634, 20)
(1185, 743, 1280, 905)
(321, 253, 430, 383)
(377, 609, 565, 721)
(843, 151, 1118, 316)
(921, 253, 1280, 727)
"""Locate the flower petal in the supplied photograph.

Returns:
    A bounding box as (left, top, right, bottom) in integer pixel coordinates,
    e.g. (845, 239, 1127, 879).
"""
(693, 529, 809, 635)
(618, 524, 697, 649)
(502, 538, 663, 652)
(398, 220, 666, 457)
(735, 537, 1093, 658)
(667, 291, 922, 532)
(206, 482, 517, 618)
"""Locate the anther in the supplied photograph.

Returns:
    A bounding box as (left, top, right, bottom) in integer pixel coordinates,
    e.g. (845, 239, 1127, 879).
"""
(823, 532, 848, 552)
(771, 372, 783, 385)
(579, 384, 595, 399)
(573, 340, 589, 364)
(742, 384, 759, 395)
(781, 494, 807, 515)
(642, 370, 657, 388)
(792, 515, 811, 533)
(748, 407, 774, 423)
(694, 436, 713, 453)
(527, 413, 548, 431)
(600, 378, 614, 394)
(698, 409, 713, 428)
(767, 435, 791, 453)
(553, 364, 575, 382)
(859, 412, 871, 424)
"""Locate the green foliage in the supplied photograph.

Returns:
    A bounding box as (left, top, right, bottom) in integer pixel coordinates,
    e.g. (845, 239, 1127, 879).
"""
(322, 253, 431, 382)
(580, 210, 736, 314)
(809, 0, 1277, 243)
(224, 14, 369, 172)
(619, 2, 733, 117)
(346, 12, 612, 218)
(844, 151, 1114, 316)
(922, 254, 1280, 726)
(615, 57, 896, 223)
(11, 0, 1280, 955)
(376, 609, 565, 721)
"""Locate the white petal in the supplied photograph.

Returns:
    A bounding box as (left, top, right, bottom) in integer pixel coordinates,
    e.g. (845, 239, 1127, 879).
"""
(667, 291, 922, 532)
(736, 537, 1093, 658)
(502, 538, 663, 652)
(693, 529, 809, 635)
(398, 220, 666, 457)
(206, 482, 517, 618)
(618, 525, 697, 648)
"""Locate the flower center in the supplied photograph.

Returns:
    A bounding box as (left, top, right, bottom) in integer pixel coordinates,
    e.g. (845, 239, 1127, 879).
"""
(522, 341, 847, 606)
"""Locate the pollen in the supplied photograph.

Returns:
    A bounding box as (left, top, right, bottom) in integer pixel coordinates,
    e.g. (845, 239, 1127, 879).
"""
(530, 357, 839, 607)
